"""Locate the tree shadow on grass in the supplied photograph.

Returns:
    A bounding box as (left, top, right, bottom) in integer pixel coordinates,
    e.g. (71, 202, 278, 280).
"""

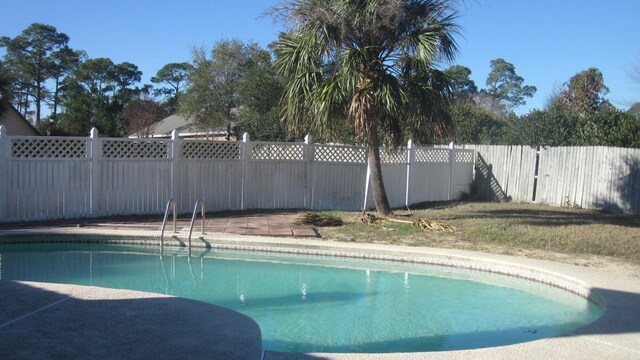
(450, 206, 640, 228)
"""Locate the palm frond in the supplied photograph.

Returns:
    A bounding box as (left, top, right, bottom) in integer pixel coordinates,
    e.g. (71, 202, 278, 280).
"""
(273, 0, 460, 143)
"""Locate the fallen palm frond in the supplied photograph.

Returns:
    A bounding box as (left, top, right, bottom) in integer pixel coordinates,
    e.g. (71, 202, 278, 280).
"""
(359, 212, 382, 224)
(294, 212, 343, 227)
(382, 216, 456, 232)
(411, 218, 456, 232)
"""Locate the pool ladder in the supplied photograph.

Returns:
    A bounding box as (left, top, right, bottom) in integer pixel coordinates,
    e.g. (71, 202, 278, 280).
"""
(160, 199, 206, 249)
(187, 199, 206, 250)
(160, 199, 177, 246)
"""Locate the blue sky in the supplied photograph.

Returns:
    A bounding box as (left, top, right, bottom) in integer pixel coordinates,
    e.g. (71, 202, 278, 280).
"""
(1, 0, 639, 114)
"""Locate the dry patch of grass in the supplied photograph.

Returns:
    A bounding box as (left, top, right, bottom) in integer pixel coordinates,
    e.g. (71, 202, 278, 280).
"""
(315, 202, 640, 266)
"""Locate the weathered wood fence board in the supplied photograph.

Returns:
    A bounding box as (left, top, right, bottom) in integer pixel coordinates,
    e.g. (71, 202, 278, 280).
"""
(467, 145, 640, 214)
(0, 127, 474, 222)
(463, 145, 537, 202)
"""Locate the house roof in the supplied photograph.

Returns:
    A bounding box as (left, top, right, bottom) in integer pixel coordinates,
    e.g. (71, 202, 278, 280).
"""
(131, 114, 231, 138)
(148, 114, 194, 136)
(0, 100, 41, 136)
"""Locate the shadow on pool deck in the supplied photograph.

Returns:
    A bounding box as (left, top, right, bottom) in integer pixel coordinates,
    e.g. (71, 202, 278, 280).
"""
(569, 287, 640, 340)
(0, 281, 262, 360)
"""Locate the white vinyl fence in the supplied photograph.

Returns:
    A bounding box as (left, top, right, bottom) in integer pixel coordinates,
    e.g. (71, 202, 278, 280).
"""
(0, 126, 475, 222)
(462, 145, 640, 215)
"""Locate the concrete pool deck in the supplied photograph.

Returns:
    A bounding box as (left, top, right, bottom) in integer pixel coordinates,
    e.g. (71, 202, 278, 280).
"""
(0, 281, 262, 360)
(0, 225, 639, 359)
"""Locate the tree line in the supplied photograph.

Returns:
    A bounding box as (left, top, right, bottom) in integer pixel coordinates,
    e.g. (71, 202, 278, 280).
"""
(0, 23, 289, 139)
(1, 22, 639, 145)
(1, 1, 639, 216)
(446, 62, 640, 148)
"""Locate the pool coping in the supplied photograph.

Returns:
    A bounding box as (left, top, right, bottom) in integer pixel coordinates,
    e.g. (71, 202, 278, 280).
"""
(1, 227, 639, 359)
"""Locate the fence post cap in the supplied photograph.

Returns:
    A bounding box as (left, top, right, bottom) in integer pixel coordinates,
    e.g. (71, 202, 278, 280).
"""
(449, 141, 455, 149)
(243, 132, 250, 142)
(0, 125, 6, 137)
(90, 127, 99, 138)
(171, 129, 180, 140)
(304, 134, 312, 144)
(407, 139, 413, 148)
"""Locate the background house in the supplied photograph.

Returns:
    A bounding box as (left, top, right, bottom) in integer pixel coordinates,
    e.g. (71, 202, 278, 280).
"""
(130, 113, 235, 139)
(0, 100, 41, 136)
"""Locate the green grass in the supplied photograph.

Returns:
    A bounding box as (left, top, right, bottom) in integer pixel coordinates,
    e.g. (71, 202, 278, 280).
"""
(312, 202, 640, 265)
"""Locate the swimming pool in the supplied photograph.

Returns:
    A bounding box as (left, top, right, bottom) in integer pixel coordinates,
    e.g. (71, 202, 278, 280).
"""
(0, 242, 602, 353)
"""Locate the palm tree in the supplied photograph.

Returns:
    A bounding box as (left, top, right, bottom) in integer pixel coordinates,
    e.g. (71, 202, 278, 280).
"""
(272, 0, 459, 216)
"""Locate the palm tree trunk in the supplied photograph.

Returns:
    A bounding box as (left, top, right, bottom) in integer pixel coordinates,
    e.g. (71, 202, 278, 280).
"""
(367, 125, 392, 216)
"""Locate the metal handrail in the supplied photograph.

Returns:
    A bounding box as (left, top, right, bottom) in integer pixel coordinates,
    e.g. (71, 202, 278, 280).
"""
(160, 198, 177, 246)
(187, 199, 205, 250)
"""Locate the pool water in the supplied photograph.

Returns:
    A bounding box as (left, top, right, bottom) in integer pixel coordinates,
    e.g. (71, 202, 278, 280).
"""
(0, 243, 602, 353)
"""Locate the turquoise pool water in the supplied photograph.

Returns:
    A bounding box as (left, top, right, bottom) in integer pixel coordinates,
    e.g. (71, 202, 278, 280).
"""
(0, 243, 602, 353)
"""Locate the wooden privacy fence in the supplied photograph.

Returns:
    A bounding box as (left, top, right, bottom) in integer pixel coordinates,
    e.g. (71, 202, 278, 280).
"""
(0, 126, 475, 222)
(463, 145, 640, 215)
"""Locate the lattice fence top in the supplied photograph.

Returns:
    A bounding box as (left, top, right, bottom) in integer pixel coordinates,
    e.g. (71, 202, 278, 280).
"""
(314, 145, 367, 163)
(455, 150, 474, 163)
(252, 143, 304, 160)
(183, 141, 241, 160)
(381, 149, 407, 164)
(102, 139, 168, 159)
(11, 138, 88, 158)
(414, 148, 450, 163)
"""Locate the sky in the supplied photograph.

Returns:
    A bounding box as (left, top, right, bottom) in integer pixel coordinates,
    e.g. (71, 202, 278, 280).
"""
(1, 0, 639, 115)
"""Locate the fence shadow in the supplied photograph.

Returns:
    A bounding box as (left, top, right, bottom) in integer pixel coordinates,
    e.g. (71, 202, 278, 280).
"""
(474, 154, 510, 202)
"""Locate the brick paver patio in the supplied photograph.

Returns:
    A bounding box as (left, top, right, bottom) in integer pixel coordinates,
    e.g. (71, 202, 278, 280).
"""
(0, 211, 318, 238)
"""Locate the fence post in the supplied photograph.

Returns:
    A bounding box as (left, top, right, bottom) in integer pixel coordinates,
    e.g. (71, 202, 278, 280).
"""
(89, 127, 101, 217)
(304, 134, 314, 209)
(448, 141, 455, 200)
(362, 154, 371, 211)
(241, 132, 251, 210)
(0, 126, 8, 220)
(405, 139, 414, 209)
(170, 130, 182, 210)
